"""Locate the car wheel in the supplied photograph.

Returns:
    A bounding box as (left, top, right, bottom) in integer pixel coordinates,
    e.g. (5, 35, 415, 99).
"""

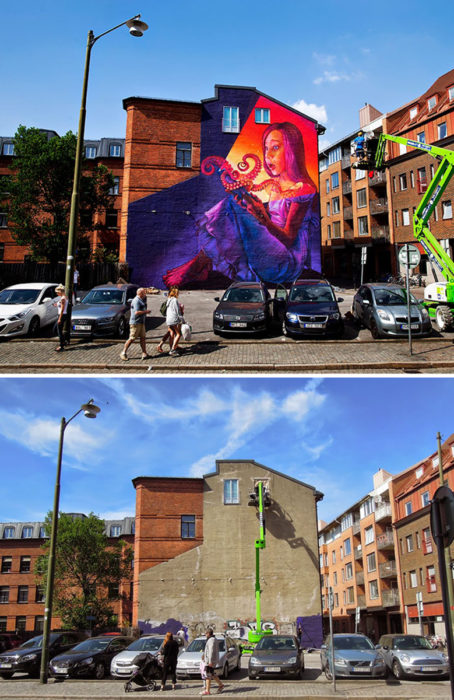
(370, 318, 380, 339)
(222, 663, 229, 679)
(117, 316, 128, 338)
(95, 663, 105, 680)
(28, 315, 40, 336)
(435, 305, 453, 331)
(0, 672, 13, 679)
(248, 673, 256, 680)
(324, 665, 333, 680)
(392, 659, 405, 680)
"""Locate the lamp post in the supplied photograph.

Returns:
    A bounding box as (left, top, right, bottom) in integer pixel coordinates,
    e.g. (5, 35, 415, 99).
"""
(39, 399, 101, 684)
(64, 15, 148, 339)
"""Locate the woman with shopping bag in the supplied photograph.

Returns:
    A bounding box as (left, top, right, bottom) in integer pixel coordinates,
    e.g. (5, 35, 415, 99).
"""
(157, 287, 184, 356)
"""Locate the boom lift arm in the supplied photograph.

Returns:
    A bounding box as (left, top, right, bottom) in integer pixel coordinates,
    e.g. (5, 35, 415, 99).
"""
(247, 481, 272, 645)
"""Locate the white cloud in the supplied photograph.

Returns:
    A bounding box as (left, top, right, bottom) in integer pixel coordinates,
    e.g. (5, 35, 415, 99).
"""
(318, 137, 331, 151)
(292, 99, 327, 124)
(281, 389, 326, 421)
(313, 52, 337, 67)
(303, 437, 334, 460)
(313, 70, 364, 85)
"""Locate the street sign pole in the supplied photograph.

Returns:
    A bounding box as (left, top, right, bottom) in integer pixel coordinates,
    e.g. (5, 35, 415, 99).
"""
(360, 247, 367, 287)
(328, 586, 336, 693)
(416, 591, 424, 636)
(406, 244, 413, 356)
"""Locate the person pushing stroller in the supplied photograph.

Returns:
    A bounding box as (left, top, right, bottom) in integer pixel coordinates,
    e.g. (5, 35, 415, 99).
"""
(124, 651, 162, 692)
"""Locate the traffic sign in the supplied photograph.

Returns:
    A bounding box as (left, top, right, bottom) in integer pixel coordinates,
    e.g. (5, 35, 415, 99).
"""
(398, 244, 420, 269)
(361, 246, 367, 264)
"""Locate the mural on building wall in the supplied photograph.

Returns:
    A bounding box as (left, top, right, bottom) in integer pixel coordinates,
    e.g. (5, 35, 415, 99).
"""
(127, 95, 321, 289)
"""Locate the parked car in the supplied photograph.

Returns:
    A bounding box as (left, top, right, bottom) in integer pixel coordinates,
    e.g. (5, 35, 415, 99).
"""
(111, 634, 166, 679)
(278, 278, 344, 338)
(320, 633, 386, 679)
(71, 283, 139, 338)
(377, 633, 449, 679)
(351, 283, 432, 339)
(213, 281, 274, 335)
(0, 633, 23, 653)
(0, 282, 59, 338)
(176, 634, 240, 679)
(248, 634, 304, 680)
(0, 631, 82, 679)
(49, 634, 133, 680)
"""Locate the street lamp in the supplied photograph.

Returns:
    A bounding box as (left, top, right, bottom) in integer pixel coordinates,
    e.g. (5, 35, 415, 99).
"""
(64, 14, 148, 339)
(39, 399, 101, 684)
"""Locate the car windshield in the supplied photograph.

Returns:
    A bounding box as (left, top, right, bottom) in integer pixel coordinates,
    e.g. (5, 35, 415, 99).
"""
(222, 288, 264, 303)
(289, 285, 335, 303)
(333, 636, 374, 651)
(72, 638, 111, 652)
(256, 636, 296, 650)
(373, 288, 418, 306)
(0, 289, 40, 304)
(127, 637, 163, 652)
(393, 636, 432, 650)
(186, 638, 225, 653)
(20, 635, 44, 649)
(81, 289, 124, 305)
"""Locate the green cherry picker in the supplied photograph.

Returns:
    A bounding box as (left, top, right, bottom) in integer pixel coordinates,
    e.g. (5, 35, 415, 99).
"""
(354, 132, 454, 330)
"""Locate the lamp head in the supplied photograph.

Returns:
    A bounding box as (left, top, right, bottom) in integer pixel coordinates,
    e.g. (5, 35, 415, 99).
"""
(80, 400, 101, 419)
(126, 17, 149, 37)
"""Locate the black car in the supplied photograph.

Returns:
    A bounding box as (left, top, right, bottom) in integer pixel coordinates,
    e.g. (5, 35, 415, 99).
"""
(279, 278, 344, 338)
(49, 634, 133, 680)
(213, 281, 274, 335)
(0, 631, 81, 679)
(71, 283, 139, 338)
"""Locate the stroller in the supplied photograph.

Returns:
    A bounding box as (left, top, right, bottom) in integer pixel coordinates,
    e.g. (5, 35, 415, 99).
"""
(124, 652, 162, 692)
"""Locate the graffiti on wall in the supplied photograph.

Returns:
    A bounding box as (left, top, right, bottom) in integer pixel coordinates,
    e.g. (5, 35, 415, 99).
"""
(127, 94, 321, 289)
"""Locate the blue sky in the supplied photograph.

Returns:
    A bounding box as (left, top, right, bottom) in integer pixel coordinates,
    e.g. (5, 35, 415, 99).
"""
(2, 0, 453, 149)
(0, 376, 452, 525)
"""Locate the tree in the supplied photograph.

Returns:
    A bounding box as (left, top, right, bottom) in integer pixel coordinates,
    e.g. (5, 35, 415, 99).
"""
(35, 512, 133, 631)
(0, 126, 114, 265)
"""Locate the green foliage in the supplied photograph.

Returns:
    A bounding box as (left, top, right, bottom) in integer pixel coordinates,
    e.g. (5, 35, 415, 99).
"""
(1, 126, 114, 265)
(35, 512, 133, 631)
(91, 246, 119, 264)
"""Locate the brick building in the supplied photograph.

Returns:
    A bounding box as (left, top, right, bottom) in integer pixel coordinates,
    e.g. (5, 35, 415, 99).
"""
(133, 460, 324, 648)
(0, 516, 134, 635)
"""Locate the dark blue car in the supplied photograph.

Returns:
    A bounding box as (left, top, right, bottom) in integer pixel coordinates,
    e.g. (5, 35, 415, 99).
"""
(279, 278, 344, 338)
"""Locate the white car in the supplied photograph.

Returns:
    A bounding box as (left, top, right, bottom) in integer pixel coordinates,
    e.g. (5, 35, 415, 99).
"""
(0, 283, 60, 338)
(110, 635, 166, 679)
(176, 634, 241, 680)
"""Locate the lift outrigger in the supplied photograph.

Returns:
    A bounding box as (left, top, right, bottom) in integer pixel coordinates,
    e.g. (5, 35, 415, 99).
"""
(354, 132, 454, 330)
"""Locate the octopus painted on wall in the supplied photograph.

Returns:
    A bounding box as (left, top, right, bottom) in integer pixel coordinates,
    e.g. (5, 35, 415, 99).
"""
(126, 93, 321, 289)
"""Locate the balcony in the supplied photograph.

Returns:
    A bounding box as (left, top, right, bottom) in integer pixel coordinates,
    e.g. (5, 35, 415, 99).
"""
(343, 206, 353, 220)
(382, 589, 400, 607)
(342, 155, 352, 170)
(375, 503, 392, 522)
(371, 225, 390, 241)
(379, 560, 397, 578)
(369, 171, 387, 187)
(357, 595, 366, 609)
(377, 530, 394, 550)
(352, 521, 361, 535)
(354, 545, 363, 560)
(343, 180, 352, 194)
(369, 198, 388, 215)
(356, 571, 364, 585)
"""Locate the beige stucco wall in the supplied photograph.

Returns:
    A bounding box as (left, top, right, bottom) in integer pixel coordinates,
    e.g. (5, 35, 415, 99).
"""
(138, 460, 321, 637)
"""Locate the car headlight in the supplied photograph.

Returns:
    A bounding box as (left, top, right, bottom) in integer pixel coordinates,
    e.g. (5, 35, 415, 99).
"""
(329, 312, 340, 320)
(254, 311, 265, 321)
(373, 658, 385, 666)
(178, 660, 188, 668)
(285, 656, 297, 664)
(78, 657, 93, 666)
(442, 654, 448, 662)
(399, 653, 410, 663)
(21, 653, 37, 662)
(286, 312, 298, 322)
(377, 309, 393, 322)
(9, 309, 32, 321)
(421, 307, 430, 320)
(97, 315, 117, 324)
(214, 312, 224, 320)
(249, 657, 261, 666)
(334, 657, 347, 666)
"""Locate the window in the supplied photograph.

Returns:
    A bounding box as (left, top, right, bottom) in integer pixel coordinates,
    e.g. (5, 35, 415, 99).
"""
(357, 188, 367, 208)
(405, 501, 412, 516)
(442, 201, 452, 219)
(416, 467, 424, 479)
(392, 176, 397, 193)
(332, 197, 340, 214)
(346, 586, 354, 603)
(361, 497, 374, 518)
(326, 202, 330, 217)
(255, 108, 270, 124)
(20, 556, 31, 573)
(399, 173, 407, 191)
(364, 526, 374, 545)
(224, 479, 239, 504)
(223, 106, 240, 133)
(17, 586, 28, 603)
(438, 122, 447, 140)
(327, 224, 331, 239)
(410, 570, 417, 588)
(332, 550, 336, 564)
(427, 565, 437, 592)
(395, 210, 399, 227)
(2, 143, 14, 156)
(34, 615, 44, 632)
(332, 221, 341, 238)
(406, 534, 414, 552)
(410, 171, 415, 188)
(106, 209, 118, 228)
(423, 528, 433, 554)
(399, 142, 407, 155)
(434, 206, 439, 221)
(15, 616, 26, 632)
(328, 147, 341, 165)
(326, 179, 330, 194)
(428, 96, 437, 111)
(421, 491, 430, 507)
(333, 572, 338, 585)
(0, 213, 7, 228)
(1, 557, 12, 574)
(108, 583, 119, 599)
(402, 208, 410, 226)
(22, 526, 33, 539)
(358, 216, 368, 236)
(331, 172, 339, 189)
(432, 456, 439, 469)
(345, 562, 353, 580)
(0, 617, 6, 632)
(39, 526, 46, 538)
(0, 243, 4, 262)
(110, 525, 121, 537)
(3, 527, 15, 539)
(369, 580, 379, 599)
(416, 531, 421, 549)
(367, 552, 376, 572)
(85, 146, 97, 158)
(334, 592, 339, 607)
(109, 176, 120, 195)
(417, 131, 425, 144)
(176, 142, 192, 168)
(35, 586, 45, 603)
(449, 86, 454, 101)
(344, 538, 351, 556)
(181, 514, 195, 539)
(355, 168, 365, 181)
(409, 106, 418, 119)
(341, 513, 353, 530)
(109, 144, 122, 157)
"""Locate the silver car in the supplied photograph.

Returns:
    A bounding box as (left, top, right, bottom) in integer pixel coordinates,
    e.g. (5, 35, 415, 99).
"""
(352, 283, 432, 339)
(320, 633, 386, 679)
(110, 635, 166, 679)
(176, 635, 240, 680)
(377, 634, 449, 679)
(71, 283, 139, 338)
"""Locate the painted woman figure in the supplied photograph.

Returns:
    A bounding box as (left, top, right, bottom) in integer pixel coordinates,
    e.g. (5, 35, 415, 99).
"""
(163, 122, 319, 287)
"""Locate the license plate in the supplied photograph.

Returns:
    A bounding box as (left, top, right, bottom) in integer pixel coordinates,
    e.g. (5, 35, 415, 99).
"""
(421, 665, 437, 672)
(352, 667, 369, 673)
(303, 323, 323, 328)
(401, 324, 419, 330)
(73, 324, 91, 331)
(264, 666, 280, 672)
(230, 322, 247, 327)
(0, 663, 11, 669)
(53, 667, 67, 673)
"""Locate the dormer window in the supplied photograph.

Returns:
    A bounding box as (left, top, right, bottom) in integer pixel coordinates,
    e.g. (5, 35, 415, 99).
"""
(427, 96, 437, 111)
(448, 86, 454, 102)
(85, 146, 97, 158)
(409, 106, 418, 120)
(415, 466, 424, 479)
(109, 144, 122, 157)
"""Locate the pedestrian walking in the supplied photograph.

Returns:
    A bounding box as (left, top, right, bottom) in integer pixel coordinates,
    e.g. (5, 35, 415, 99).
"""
(156, 286, 184, 356)
(55, 284, 68, 352)
(120, 287, 151, 361)
(160, 631, 180, 691)
(200, 629, 224, 695)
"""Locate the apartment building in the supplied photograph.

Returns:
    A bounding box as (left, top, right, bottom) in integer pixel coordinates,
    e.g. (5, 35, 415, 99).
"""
(0, 516, 134, 634)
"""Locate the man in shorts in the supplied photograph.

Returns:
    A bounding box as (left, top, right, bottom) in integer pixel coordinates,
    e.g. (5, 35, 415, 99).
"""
(201, 629, 224, 695)
(120, 288, 151, 360)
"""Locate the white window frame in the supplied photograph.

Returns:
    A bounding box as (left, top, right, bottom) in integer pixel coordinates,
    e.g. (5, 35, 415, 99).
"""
(109, 144, 122, 157)
(367, 552, 376, 572)
(224, 479, 239, 504)
(357, 188, 367, 208)
(438, 122, 447, 140)
(255, 108, 270, 124)
(355, 168, 366, 181)
(442, 201, 452, 220)
(332, 197, 340, 214)
(85, 146, 97, 159)
(406, 534, 414, 552)
(222, 106, 240, 133)
(409, 106, 418, 119)
(399, 173, 407, 191)
(417, 131, 426, 144)
(331, 171, 339, 190)
(428, 96, 437, 111)
(421, 491, 430, 507)
(369, 579, 379, 599)
(332, 221, 341, 238)
(402, 208, 410, 226)
(405, 501, 412, 515)
(410, 570, 417, 588)
(358, 215, 368, 236)
(364, 526, 374, 545)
